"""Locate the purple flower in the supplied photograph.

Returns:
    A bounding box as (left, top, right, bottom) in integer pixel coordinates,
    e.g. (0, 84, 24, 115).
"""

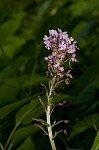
(49, 29, 58, 37)
(68, 45, 76, 53)
(58, 41, 67, 50)
(43, 29, 79, 84)
(71, 54, 77, 62)
(44, 57, 48, 61)
(43, 29, 78, 53)
(43, 35, 51, 50)
(58, 67, 64, 72)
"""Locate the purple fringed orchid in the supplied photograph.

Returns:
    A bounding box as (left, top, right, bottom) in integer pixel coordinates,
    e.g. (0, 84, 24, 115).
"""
(33, 29, 79, 150)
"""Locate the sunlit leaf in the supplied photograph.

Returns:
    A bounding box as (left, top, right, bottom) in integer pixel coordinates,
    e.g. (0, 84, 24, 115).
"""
(91, 131, 99, 150)
(15, 98, 42, 125)
(0, 96, 34, 120)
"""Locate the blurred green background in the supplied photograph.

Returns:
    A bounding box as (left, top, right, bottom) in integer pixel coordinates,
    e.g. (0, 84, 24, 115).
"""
(0, 0, 99, 150)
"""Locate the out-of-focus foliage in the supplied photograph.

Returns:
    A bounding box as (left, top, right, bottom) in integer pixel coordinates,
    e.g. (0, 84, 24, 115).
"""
(0, 0, 99, 150)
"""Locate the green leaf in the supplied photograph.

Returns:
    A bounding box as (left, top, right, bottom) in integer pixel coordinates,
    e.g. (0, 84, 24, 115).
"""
(15, 94, 70, 125)
(16, 136, 35, 150)
(72, 21, 88, 39)
(70, 114, 99, 138)
(0, 77, 20, 103)
(0, 12, 25, 42)
(74, 81, 96, 105)
(4, 97, 38, 149)
(10, 125, 37, 146)
(70, 1, 88, 17)
(22, 74, 47, 87)
(15, 97, 44, 125)
(0, 36, 25, 59)
(0, 96, 34, 120)
(91, 131, 99, 150)
(0, 56, 29, 79)
(36, 1, 50, 21)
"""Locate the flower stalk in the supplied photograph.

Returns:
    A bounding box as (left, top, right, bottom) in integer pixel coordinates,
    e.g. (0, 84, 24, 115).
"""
(46, 76, 56, 150)
(33, 29, 79, 150)
(43, 29, 79, 150)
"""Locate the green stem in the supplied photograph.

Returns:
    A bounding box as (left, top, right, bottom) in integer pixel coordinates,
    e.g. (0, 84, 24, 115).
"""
(46, 105, 56, 150)
(0, 143, 5, 150)
(5, 106, 34, 150)
(5, 123, 19, 150)
(46, 77, 57, 150)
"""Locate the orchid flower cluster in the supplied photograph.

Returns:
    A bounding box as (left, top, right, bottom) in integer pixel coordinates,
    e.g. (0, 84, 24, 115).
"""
(33, 29, 79, 150)
(44, 29, 79, 85)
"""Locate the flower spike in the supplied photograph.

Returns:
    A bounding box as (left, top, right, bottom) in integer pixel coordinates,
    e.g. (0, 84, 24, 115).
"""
(43, 29, 79, 85)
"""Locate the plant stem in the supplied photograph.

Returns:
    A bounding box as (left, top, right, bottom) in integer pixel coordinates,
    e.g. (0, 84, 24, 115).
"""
(5, 123, 19, 150)
(46, 77, 57, 150)
(0, 143, 5, 150)
(5, 106, 35, 150)
(46, 105, 56, 150)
